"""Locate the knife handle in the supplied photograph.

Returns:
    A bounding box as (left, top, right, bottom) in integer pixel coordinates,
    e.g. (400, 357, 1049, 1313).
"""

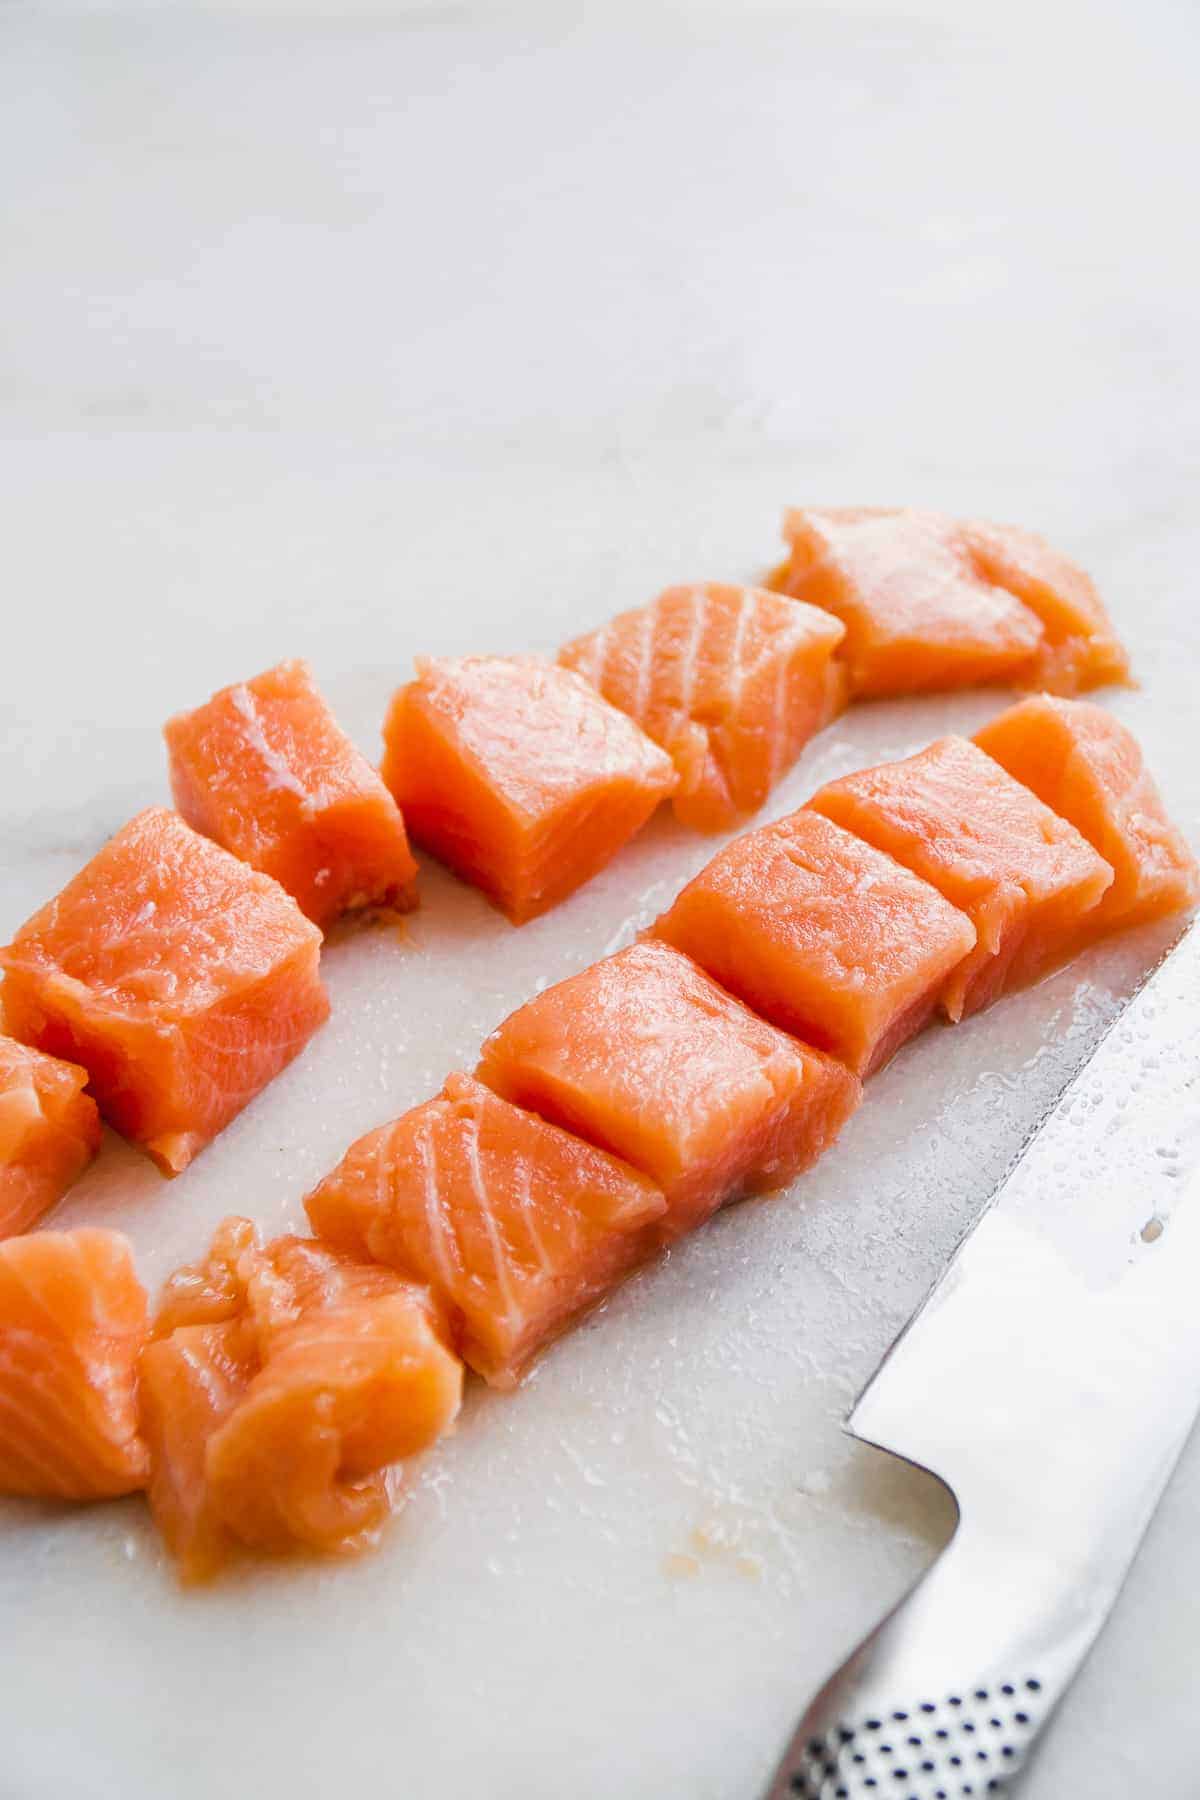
(763, 1503, 1079, 1799)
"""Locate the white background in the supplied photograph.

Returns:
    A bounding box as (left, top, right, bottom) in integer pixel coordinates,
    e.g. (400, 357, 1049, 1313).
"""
(1, 3, 1197, 1795)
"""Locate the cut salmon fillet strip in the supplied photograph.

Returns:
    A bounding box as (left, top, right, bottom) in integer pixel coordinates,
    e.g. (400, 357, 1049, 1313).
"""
(0, 1229, 148, 1499)
(767, 508, 1129, 699)
(165, 658, 418, 930)
(810, 737, 1114, 1020)
(476, 940, 861, 1239)
(974, 697, 1199, 931)
(306, 1072, 667, 1389)
(140, 1221, 462, 1581)
(0, 808, 330, 1175)
(381, 657, 676, 923)
(0, 1038, 101, 1240)
(653, 809, 977, 1077)
(960, 522, 1131, 696)
(560, 583, 846, 831)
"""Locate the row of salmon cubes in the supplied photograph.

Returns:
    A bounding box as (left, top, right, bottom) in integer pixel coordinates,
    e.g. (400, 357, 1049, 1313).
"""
(1, 695, 1194, 1578)
(0, 510, 1135, 1230)
(0, 507, 1124, 1220)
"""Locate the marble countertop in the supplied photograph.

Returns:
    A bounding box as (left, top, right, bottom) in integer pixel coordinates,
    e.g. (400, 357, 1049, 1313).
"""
(1, 3, 1197, 1795)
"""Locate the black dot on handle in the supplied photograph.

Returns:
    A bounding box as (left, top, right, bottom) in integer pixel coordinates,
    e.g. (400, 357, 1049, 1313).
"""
(1014, 1712, 1029, 1726)
(920, 1702, 936, 1714)
(892, 1710, 909, 1722)
(1000, 1685, 1015, 1697)
(1026, 1679, 1042, 1693)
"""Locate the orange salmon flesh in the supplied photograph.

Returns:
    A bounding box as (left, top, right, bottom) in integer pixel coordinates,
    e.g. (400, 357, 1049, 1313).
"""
(305, 1072, 667, 1389)
(767, 508, 1130, 699)
(0, 1038, 101, 1240)
(0, 1229, 148, 1500)
(0, 808, 330, 1175)
(165, 657, 418, 931)
(810, 736, 1115, 1020)
(560, 583, 846, 831)
(476, 939, 862, 1239)
(381, 657, 676, 923)
(140, 1221, 462, 1581)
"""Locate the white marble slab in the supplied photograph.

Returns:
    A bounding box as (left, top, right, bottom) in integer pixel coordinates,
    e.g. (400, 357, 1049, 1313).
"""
(1, 3, 1197, 1795)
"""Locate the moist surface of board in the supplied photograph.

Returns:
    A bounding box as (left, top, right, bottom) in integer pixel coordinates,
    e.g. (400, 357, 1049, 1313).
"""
(1, 9, 1198, 1800)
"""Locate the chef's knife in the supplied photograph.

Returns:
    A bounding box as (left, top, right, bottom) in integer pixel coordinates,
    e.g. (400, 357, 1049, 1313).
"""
(766, 920, 1200, 1800)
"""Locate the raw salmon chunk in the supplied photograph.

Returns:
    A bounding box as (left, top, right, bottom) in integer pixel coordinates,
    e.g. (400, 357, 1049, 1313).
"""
(165, 658, 418, 929)
(767, 508, 1044, 697)
(0, 1229, 148, 1499)
(381, 657, 676, 923)
(476, 940, 861, 1239)
(810, 737, 1114, 1020)
(141, 1221, 462, 1580)
(306, 1072, 667, 1388)
(560, 584, 846, 831)
(653, 809, 977, 1076)
(0, 1038, 101, 1239)
(974, 697, 1199, 929)
(0, 808, 329, 1175)
(138, 1319, 258, 1581)
(961, 522, 1131, 696)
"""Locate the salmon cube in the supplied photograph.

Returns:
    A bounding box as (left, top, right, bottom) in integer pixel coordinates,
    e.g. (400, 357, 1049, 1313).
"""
(0, 1229, 148, 1499)
(165, 658, 418, 930)
(381, 657, 677, 923)
(476, 940, 861, 1239)
(974, 697, 1198, 930)
(560, 583, 846, 831)
(0, 808, 330, 1175)
(305, 1072, 667, 1388)
(653, 809, 977, 1077)
(141, 1221, 462, 1579)
(767, 508, 1044, 698)
(961, 522, 1131, 696)
(0, 1038, 101, 1239)
(810, 737, 1114, 1020)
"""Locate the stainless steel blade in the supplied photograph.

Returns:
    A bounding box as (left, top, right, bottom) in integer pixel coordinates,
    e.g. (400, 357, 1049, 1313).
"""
(767, 920, 1200, 1800)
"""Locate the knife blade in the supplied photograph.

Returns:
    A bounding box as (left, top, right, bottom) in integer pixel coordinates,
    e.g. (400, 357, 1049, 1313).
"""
(766, 920, 1200, 1800)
